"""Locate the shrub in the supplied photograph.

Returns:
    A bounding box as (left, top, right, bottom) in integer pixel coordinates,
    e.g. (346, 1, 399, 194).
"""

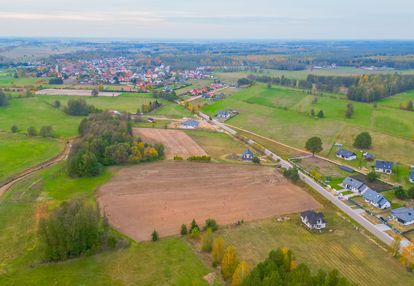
(52, 100, 61, 108)
(187, 155, 211, 162)
(190, 219, 199, 233)
(212, 236, 225, 264)
(252, 156, 260, 164)
(10, 125, 18, 133)
(0, 90, 9, 107)
(367, 171, 379, 182)
(27, 126, 37, 136)
(204, 218, 218, 232)
(152, 230, 159, 241)
(283, 168, 299, 182)
(104, 143, 131, 165)
(48, 77, 63, 85)
(201, 228, 214, 252)
(64, 99, 93, 116)
(190, 227, 200, 239)
(180, 224, 188, 235)
(174, 155, 183, 161)
(395, 186, 407, 200)
(39, 125, 54, 138)
(408, 187, 414, 199)
(317, 110, 324, 118)
(91, 89, 99, 97)
(38, 200, 103, 262)
(221, 246, 239, 280)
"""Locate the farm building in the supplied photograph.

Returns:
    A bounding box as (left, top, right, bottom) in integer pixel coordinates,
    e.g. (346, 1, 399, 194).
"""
(180, 119, 199, 129)
(362, 189, 390, 209)
(392, 208, 414, 225)
(339, 165, 354, 173)
(410, 168, 414, 183)
(363, 152, 375, 161)
(300, 210, 326, 230)
(342, 177, 369, 193)
(336, 149, 357, 161)
(375, 160, 393, 174)
(241, 149, 255, 161)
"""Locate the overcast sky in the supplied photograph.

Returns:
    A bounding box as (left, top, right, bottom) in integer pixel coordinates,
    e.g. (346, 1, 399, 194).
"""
(0, 0, 412, 39)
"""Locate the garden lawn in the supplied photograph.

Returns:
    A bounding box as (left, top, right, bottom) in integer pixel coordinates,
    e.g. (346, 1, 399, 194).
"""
(0, 133, 63, 183)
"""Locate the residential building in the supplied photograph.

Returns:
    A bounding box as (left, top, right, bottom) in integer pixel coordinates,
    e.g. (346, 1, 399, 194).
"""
(180, 119, 199, 129)
(342, 177, 369, 193)
(375, 160, 393, 174)
(336, 149, 357, 161)
(300, 211, 326, 230)
(362, 189, 391, 209)
(241, 149, 255, 161)
(392, 208, 414, 225)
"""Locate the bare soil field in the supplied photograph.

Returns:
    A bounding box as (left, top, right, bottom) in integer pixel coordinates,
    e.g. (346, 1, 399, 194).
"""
(133, 128, 207, 159)
(36, 89, 121, 97)
(97, 161, 321, 241)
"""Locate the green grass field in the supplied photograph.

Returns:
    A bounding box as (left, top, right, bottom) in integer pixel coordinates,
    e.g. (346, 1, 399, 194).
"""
(202, 84, 414, 168)
(217, 209, 413, 286)
(0, 133, 63, 183)
(185, 130, 248, 162)
(0, 163, 218, 285)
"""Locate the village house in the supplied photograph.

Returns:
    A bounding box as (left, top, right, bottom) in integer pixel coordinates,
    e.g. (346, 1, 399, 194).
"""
(241, 149, 255, 161)
(180, 119, 199, 129)
(336, 149, 357, 161)
(410, 167, 414, 183)
(216, 110, 232, 119)
(392, 207, 414, 226)
(300, 210, 326, 230)
(342, 177, 370, 193)
(363, 152, 375, 161)
(375, 160, 393, 174)
(362, 189, 391, 209)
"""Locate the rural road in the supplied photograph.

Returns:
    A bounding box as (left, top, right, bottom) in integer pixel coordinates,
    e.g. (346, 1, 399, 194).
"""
(0, 140, 72, 198)
(198, 111, 401, 248)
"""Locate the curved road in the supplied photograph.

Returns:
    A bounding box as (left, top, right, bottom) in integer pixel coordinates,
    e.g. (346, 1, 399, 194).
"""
(0, 140, 72, 198)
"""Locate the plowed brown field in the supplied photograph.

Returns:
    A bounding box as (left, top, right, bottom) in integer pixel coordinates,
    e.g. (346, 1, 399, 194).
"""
(97, 162, 321, 241)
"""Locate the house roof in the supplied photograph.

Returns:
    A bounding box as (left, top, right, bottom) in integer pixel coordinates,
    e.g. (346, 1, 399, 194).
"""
(410, 171, 414, 181)
(242, 149, 254, 157)
(336, 148, 356, 158)
(217, 110, 230, 116)
(392, 207, 414, 223)
(181, 119, 199, 127)
(363, 152, 375, 160)
(363, 189, 389, 207)
(342, 177, 365, 190)
(301, 210, 325, 225)
(375, 160, 393, 170)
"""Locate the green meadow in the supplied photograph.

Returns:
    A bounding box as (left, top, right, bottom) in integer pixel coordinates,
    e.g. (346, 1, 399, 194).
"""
(0, 163, 217, 286)
(0, 133, 63, 183)
(202, 84, 414, 167)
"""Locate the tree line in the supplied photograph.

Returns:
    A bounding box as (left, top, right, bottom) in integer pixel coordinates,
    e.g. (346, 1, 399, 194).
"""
(68, 112, 164, 177)
(247, 73, 414, 102)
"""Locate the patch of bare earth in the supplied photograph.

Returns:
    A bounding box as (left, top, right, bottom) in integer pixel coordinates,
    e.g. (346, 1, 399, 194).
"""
(97, 161, 321, 241)
(133, 128, 207, 159)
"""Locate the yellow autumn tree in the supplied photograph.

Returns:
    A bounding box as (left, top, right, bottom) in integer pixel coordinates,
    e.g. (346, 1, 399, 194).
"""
(211, 236, 225, 264)
(231, 260, 250, 286)
(129, 142, 145, 162)
(201, 228, 213, 252)
(143, 147, 158, 161)
(221, 246, 239, 280)
(400, 240, 414, 269)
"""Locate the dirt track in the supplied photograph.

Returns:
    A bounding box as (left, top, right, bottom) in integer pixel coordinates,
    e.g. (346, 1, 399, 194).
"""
(97, 161, 321, 241)
(133, 128, 207, 159)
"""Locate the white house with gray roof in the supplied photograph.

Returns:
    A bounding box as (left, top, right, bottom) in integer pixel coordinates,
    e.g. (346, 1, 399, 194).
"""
(362, 189, 391, 209)
(342, 177, 370, 193)
(375, 160, 393, 174)
(392, 207, 414, 225)
(336, 149, 357, 161)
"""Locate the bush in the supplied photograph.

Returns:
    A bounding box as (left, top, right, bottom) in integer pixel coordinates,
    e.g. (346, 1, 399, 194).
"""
(187, 155, 211, 162)
(201, 228, 214, 252)
(367, 171, 379, 182)
(190, 219, 199, 233)
(395, 186, 407, 200)
(408, 187, 414, 199)
(48, 77, 63, 85)
(174, 155, 183, 161)
(64, 99, 94, 116)
(180, 224, 188, 235)
(91, 89, 99, 97)
(39, 125, 54, 138)
(252, 156, 260, 164)
(10, 125, 18, 133)
(283, 168, 300, 182)
(68, 149, 101, 177)
(204, 218, 218, 232)
(212, 236, 225, 264)
(190, 227, 200, 239)
(354, 132, 372, 149)
(152, 230, 159, 241)
(27, 126, 37, 136)
(52, 100, 61, 108)
(104, 143, 131, 165)
(38, 200, 103, 262)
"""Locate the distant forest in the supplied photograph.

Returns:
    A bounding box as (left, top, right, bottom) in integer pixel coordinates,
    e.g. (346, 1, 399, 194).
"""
(247, 73, 414, 102)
